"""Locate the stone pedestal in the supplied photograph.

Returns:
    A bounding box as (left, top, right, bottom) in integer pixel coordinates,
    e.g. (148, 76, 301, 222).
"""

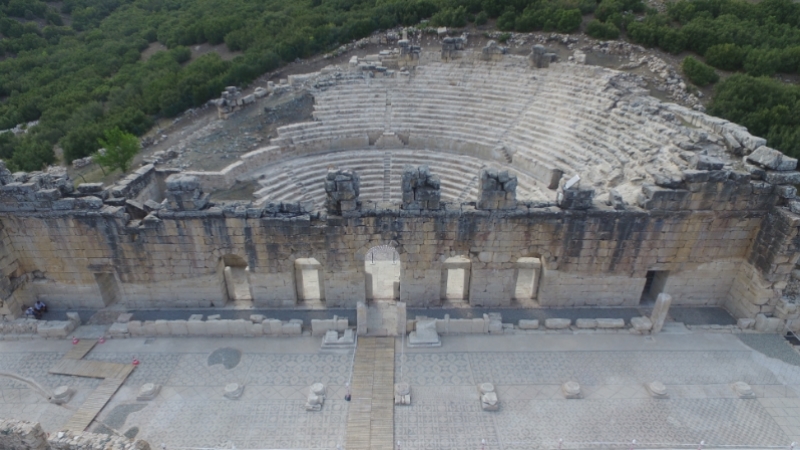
(646, 381, 668, 398)
(732, 381, 755, 399)
(224, 383, 243, 399)
(305, 383, 326, 411)
(395, 383, 411, 405)
(562, 381, 581, 399)
(51, 386, 74, 405)
(478, 383, 498, 411)
(408, 319, 440, 347)
(650, 293, 672, 334)
(136, 383, 160, 401)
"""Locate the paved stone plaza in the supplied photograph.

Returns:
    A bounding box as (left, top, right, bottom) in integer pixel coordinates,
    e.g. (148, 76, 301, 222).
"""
(2, 331, 800, 449)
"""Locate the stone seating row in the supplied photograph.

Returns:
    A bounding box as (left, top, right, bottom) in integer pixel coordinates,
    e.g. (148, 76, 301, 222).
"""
(250, 149, 547, 206)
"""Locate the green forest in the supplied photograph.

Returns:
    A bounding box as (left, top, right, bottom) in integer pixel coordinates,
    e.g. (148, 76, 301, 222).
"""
(1, 0, 800, 172)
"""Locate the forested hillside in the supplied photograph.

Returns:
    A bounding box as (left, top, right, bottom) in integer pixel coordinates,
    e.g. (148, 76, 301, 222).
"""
(1, 0, 800, 172)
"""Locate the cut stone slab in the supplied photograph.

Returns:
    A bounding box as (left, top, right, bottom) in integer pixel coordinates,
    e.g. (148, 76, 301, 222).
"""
(224, 383, 243, 399)
(408, 318, 441, 347)
(575, 318, 597, 329)
(755, 314, 785, 333)
(631, 316, 653, 333)
(645, 381, 668, 399)
(596, 318, 625, 329)
(732, 381, 755, 399)
(136, 383, 160, 401)
(107, 322, 129, 338)
(737, 318, 755, 330)
(116, 313, 133, 323)
(545, 318, 571, 329)
(562, 381, 581, 399)
(518, 319, 539, 330)
(747, 146, 798, 171)
(51, 386, 74, 405)
(395, 383, 411, 405)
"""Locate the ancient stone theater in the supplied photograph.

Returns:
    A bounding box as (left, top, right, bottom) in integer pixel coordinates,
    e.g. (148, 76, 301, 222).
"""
(1, 44, 798, 324)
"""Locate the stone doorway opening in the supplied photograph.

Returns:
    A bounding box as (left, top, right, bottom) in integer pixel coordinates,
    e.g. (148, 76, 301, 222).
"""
(641, 270, 668, 304)
(94, 272, 121, 306)
(221, 255, 252, 306)
(442, 255, 471, 303)
(365, 245, 400, 302)
(513, 257, 542, 303)
(295, 258, 324, 306)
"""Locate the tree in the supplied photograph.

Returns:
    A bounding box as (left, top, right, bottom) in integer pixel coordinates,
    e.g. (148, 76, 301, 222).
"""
(586, 19, 620, 39)
(94, 127, 139, 174)
(682, 56, 719, 86)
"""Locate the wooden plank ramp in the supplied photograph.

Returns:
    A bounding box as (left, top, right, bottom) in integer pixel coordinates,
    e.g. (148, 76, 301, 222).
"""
(62, 372, 131, 432)
(50, 338, 136, 432)
(345, 337, 395, 450)
(64, 340, 97, 360)
(49, 359, 132, 379)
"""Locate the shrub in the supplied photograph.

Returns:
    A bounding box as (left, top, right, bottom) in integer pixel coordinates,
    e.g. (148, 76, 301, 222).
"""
(743, 48, 781, 77)
(586, 19, 620, 40)
(557, 9, 583, 33)
(682, 56, 719, 86)
(475, 11, 488, 25)
(704, 43, 746, 71)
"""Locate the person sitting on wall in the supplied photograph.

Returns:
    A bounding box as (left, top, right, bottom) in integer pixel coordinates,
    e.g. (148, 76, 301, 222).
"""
(25, 306, 41, 320)
(34, 300, 47, 314)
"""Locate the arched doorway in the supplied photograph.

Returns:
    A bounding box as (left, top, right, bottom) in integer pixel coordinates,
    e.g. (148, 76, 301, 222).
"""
(365, 245, 400, 301)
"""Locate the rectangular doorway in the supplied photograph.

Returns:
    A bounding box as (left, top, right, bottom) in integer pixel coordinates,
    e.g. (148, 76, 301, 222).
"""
(640, 270, 668, 304)
(94, 272, 120, 306)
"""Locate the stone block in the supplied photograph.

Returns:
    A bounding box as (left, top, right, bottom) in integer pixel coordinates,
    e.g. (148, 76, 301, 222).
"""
(631, 316, 653, 332)
(154, 320, 170, 336)
(108, 322, 129, 338)
(596, 318, 625, 329)
(737, 318, 755, 330)
(518, 319, 539, 330)
(545, 318, 571, 329)
(229, 319, 250, 336)
(141, 321, 157, 336)
(207, 319, 230, 336)
(250, 314, 265, 323)
(311, 319, 334, 337)
(263, 319, 282, 335)
(167, 320, 188, 336)
(187, 319, 206, 336)
(281, 322, 302, 335)
(116, 313, 133, 323)
(408, 319, 441, 347)
(754, 314, 785, 333)
(575, 318, 597, 329)
(127, 320, 143, 336)
(478, 382, 499, 411)
(37, 320, 77, 338)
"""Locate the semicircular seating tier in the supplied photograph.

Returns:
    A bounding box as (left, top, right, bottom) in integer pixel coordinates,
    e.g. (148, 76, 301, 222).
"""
(250, 56, 736, 205)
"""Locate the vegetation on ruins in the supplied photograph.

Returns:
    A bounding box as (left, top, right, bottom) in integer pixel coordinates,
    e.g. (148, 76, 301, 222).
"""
(2, 0, 800, 169)
(93, 127, 139, 174)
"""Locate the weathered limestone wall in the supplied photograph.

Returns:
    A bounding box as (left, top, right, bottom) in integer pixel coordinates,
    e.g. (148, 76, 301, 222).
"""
(0, 198, 773, 310)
